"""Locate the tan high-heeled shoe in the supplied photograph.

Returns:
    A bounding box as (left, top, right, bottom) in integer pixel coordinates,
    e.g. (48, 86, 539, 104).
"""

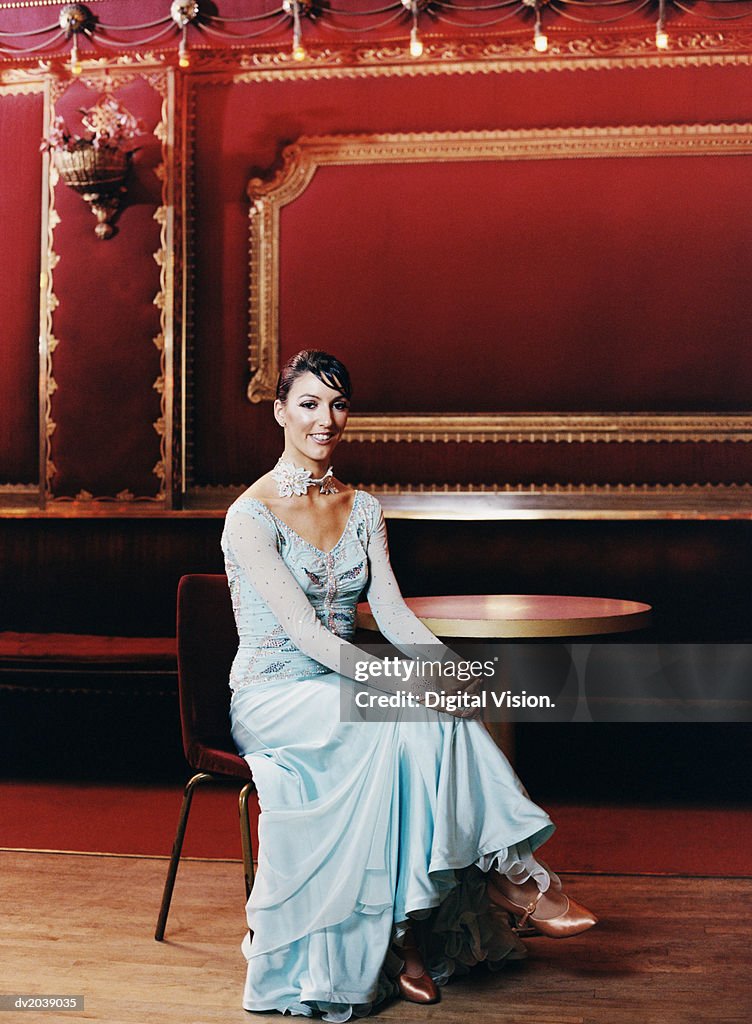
(488, 874, 597, 938)
(393, 927, 440, 1004)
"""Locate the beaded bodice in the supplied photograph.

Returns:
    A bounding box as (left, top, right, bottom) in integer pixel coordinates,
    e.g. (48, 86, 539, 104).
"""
(222, 490, 372, 691)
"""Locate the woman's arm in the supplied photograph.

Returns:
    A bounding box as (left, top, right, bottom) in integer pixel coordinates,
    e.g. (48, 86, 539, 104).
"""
(365, 500, 456, 658)
(364, 498, 486, 718)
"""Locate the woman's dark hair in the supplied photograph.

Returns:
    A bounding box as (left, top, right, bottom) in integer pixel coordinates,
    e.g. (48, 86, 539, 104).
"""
(276, 350, 352, 404)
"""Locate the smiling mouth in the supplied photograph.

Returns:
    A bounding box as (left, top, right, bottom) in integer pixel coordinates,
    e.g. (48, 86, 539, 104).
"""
(310, 433, 336, 442)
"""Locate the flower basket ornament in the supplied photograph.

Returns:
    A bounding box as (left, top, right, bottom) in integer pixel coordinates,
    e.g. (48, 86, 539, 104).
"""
(42, 97, 145, 239)
(54, 146, 129, 239)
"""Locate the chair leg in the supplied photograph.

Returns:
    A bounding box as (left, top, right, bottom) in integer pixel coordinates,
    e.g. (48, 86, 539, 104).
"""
(154, 770, 213, 941)
(238, 781, 256, 900)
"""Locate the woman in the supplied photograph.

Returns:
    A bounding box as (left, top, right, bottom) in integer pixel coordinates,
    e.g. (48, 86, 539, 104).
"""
(222, 350, 596, 1021)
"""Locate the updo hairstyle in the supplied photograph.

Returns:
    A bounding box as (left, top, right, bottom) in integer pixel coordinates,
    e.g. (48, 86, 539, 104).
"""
(276, 350, 352, 405)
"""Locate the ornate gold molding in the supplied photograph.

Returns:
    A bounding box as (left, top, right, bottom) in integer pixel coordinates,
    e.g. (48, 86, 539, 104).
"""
(247, 124, 752, 431)
(43, 67, 174, 504)
(181, 29, 752, 81)
(341, 414, 752, 445)
(0, 71, 47, 94)
(150, 68, 175, 505)
(40, 78, 60, 504)
(366, 482, 752, 493)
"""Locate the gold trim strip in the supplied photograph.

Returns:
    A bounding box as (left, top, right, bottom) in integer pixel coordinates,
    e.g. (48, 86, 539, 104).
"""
(370, 486, 752, 521)
(181, 483, 752, 521)
(40, 76, 63, 504)
(225, 29, 752, 81)
(150, 68, 175, 505)
(277, 124, 752, 164)
(369, 481, 752, 491)
(342, 413, 752, 444)
(0, 75, 46, 95)
(5, 484, 751, 519)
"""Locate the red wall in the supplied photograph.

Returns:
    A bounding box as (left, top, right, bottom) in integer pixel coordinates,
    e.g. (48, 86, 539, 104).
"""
(49, 78, 165, 500)
(0, 6, 751, 503)
(0, 92, 43, 487)
(189, 62, 752, 489)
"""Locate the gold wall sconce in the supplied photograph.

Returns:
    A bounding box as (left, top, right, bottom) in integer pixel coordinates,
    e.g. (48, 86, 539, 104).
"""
(53, 144, 129, 240)
(42, 97, 145, 240)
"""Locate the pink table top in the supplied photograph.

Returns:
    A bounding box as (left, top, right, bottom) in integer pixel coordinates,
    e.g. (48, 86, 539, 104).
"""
(357, 594, 652, 638)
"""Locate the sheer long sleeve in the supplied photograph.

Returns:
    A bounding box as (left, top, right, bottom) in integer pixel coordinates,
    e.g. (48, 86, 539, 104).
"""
(365, 500, 487, 718)
(365, 502, 455, 661)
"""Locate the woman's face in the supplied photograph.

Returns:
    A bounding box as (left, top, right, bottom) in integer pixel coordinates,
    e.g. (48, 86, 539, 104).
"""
(274, 370, 350, 466)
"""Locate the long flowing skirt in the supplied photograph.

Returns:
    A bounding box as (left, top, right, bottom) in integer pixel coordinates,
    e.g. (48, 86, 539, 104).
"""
(230, 672, 555, 1021)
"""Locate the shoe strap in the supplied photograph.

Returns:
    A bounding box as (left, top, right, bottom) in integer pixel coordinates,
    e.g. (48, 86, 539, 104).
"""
(518, 889, 544, 926)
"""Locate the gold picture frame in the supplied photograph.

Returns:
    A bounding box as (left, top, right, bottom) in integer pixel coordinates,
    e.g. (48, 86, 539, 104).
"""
(246, 124, 752, 446)
(39, 65, 177, 507)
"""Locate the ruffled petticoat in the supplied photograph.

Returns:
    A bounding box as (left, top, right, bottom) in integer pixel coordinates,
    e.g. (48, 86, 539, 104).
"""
(230, 672, 555, 1021)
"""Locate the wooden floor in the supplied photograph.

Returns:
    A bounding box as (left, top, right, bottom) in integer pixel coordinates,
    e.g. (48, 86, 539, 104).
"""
(2, 851, 751, 1024)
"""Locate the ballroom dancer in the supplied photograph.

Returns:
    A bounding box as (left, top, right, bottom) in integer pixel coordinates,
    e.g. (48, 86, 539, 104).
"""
(222, 349, 596, 1020)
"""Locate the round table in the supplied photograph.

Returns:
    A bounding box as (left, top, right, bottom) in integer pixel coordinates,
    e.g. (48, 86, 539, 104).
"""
(357, 594, 651, 639)
(356, 594, 652, 757)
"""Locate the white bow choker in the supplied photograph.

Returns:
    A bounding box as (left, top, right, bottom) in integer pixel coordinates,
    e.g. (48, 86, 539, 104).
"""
(271, 459, 338, 497)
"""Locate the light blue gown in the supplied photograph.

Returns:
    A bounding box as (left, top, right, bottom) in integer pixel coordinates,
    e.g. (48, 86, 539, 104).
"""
(222, 489, 555, 1021)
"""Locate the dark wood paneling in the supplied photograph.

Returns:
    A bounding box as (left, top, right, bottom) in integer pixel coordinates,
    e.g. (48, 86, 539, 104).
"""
(0, 519, 224, 636)
(1, 517, 751, 640)
(1, 515, 750, 786)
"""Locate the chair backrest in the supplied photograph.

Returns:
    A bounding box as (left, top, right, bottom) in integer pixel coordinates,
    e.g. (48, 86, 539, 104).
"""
(176, 574, 240, 768)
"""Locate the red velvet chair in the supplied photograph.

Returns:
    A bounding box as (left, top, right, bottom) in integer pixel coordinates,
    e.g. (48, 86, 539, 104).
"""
(155, 574, 255, 941)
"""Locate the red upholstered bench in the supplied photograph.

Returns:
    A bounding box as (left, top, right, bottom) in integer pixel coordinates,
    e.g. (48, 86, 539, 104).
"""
(0, 632, 177, 664)
(0, 632, 177, 695)
(0, 631, 182, 776)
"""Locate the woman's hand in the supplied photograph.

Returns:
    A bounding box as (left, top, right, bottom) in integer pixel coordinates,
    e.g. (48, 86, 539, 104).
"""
(411, 666, 486, 720)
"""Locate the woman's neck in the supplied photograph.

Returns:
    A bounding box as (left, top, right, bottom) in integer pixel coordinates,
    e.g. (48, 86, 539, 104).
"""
(278, 451, 330, 475)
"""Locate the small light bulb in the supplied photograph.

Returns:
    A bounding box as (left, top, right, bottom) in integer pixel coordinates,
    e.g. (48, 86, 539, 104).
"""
(292, 42, 307, 61)
(655, 27, 669, 49)
(178, 29, 190, 68)
(409, 25, 423, 58)
(534, 28, 548, 53)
